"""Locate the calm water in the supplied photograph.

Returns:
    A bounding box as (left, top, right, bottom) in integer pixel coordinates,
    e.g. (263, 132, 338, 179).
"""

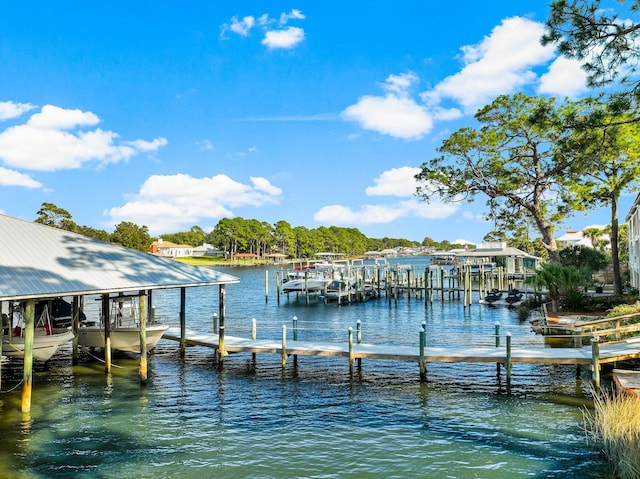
(0, 258, 609, 478)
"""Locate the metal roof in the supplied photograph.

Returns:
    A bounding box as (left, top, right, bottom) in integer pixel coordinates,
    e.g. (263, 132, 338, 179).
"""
(0, 214, 239, 301)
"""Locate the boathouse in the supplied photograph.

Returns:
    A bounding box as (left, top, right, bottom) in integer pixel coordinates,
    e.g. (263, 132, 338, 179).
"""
(0, 213, 239, 413)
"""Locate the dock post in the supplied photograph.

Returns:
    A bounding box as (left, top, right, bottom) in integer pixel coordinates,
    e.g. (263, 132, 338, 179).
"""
(591, 338, 600, 388)
(495, 323, 500, 347)
(180, 287, 186, 358)
(276, 271, 281, 305)
(505, 333, 512, 383)
(21, 299, 35, 413)
(356, 320, 362, 368)
(72, 296, 80, 365)
(348, 327, 354, 370)
(102, 294, 112, 373)
(281, 325, 287, 367)
(139, 290, 148, 384)
(419, 326, 426, 382)
(251, 318, 257, 362)
(304, 271, 309, 305)
(293, 316, 298, 341)
(218, 284, 226, 363)
(213, 313, 218, 334)
(265, 270, 269, 303)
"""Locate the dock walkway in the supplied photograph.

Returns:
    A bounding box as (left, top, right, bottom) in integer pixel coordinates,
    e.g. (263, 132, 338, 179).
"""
(163, 327, 640, 383)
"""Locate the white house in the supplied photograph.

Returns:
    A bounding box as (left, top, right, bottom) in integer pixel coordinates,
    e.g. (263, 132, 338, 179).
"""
(149, 238, 193, 258)
(626, 193, 640, 288)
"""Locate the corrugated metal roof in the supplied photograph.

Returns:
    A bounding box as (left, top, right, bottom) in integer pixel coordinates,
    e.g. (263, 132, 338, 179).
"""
(0, 214, 239, 301)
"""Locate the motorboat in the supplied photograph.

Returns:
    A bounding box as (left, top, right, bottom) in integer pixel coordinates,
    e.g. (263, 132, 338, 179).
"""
(78, 296, 168, 353)
(281, 269, 333, 294)
(2, 303, 74, 361)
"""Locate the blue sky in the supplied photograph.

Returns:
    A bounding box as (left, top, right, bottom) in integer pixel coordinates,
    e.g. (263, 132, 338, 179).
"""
(0, 1, 629, 244)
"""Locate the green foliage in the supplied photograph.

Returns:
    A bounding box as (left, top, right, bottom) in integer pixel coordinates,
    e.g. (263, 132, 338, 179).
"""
(35, 202, 77, 231)
(161, 226, 205, 247)
(530, 262, 587, 312)
(559, 245, 609, 275)
(415, 93, 583, 263)
(606, 301, 640, 318)
(75, 225, 111, 242)
(110, 221, 151, 251)
(543, 0, 640, 97)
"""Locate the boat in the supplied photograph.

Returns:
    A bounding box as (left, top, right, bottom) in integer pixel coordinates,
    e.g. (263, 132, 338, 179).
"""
(504, 289, 524, 305)
(2, 303, 74, 361)
(78, 296, 168, 353)
(483, 289, 503, 304)
(281, 269, 333, 293)
(323, 279, 355, 301)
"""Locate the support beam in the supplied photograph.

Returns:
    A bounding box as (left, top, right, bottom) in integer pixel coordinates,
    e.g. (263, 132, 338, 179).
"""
(72, 296, 80, 365)
(139, 291, 148, 384)
(21, 300, 35, 413)
(102, 294, 111, 373)
(179, 287, 186, 358)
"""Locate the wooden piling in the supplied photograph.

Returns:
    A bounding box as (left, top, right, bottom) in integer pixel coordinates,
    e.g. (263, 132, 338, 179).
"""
(72, 296, 80, 365)
(591, 338, 600, 388)
(179, 287, 186, 358)
(281, 324, 287, 367)
(419, 326, 426, 382)
(21, 300, 35, 413)
(102, 294, 111, 373)
(139, 291, 148, 384)
(348, 327, 354, 369)
(265, 270, 269, 303)
(506, 332, 512, 382)
(218, 284, 226, 363)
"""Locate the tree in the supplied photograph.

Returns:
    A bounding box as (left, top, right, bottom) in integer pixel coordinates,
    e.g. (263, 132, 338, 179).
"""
(110, 221, 151, 251)
(415, 94, 582, 263)
(530, 262, 586, 312)
(542, 0, 640, 101)
(35, 202, 77, 231)
(559, 244, 609, 275)
(562, 108, 640, 294)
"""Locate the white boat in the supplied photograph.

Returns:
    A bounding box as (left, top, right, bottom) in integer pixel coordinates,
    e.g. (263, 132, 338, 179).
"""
(2, 303, 74, 361)
(281, 268, 333, 293)
(78, 296, 168, 353)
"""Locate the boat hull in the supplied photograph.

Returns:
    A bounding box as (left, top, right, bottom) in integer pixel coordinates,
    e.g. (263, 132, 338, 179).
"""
(77, 324, 169, 353)
(2, 330, 74, 361)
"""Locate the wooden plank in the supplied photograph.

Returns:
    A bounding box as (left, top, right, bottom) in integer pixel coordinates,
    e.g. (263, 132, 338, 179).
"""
(613, 369, 640, 394)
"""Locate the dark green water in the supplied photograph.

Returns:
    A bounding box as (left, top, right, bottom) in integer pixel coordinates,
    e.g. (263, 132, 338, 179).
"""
(0, 260, 610, 478)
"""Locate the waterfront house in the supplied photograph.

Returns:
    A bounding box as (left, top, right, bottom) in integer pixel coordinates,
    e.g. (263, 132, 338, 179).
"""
(627, 193, 640, 288)
(455, 241, 541, 277)
(149, 238, 193, 258)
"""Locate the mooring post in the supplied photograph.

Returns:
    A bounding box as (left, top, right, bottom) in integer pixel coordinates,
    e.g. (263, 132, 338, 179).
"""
(139, 290, 148, 384)
(179, 287, 186, 358)
(251, 317, 257, 362)
(276, 271, 281, 305)
(591, 338, 600, 388)
(293, 316, 298, 341)
(21, 299, 35, 413)
(495, 322, 500, 347)
(102, 294, 112, 373)
(506, 332, 512, 383)
(419, 325, 426, 382)
(72, 296, 80, 365)
(356, 320, 362, 368)
(281, 324, 287, 367)
(218, 284, 226, 363)
(265, 270, 269, 303)
(213, 313, 218, 334)
(304, 271, 309, 305)
(348, 327, 354, 370)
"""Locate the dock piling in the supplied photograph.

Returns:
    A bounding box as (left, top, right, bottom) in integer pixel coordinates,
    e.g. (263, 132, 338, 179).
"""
(281, 325, 287, 367)
(506, 332, 512, 383)
(591, 338, 600, 388)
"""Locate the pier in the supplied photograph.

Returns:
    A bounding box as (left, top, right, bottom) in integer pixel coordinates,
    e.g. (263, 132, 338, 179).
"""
(163, 323, 640, 387)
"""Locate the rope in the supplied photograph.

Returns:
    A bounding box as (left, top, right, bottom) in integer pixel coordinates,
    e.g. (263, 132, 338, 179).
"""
(0, 379, 25, 394)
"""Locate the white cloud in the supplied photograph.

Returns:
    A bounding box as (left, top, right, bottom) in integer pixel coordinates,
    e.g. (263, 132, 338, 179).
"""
(0, 104, 167, 171)
(314, 199, 458, 225)
(365, 167, 421, 197)
(197, 140, 215, 151)
(280, 9, 305, 25)
(425, 16, 556, 114)
(227, 16, 256, 37)
(262, 26, 305, 49)
(342, 94, 433, 140)
(0, 101, 36, 121)
(0, 166, 42, 188)
(537, 56, 589, 97)
(106, 173, 282, 234)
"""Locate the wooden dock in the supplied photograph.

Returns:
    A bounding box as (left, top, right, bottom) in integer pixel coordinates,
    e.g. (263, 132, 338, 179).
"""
(163, 327, 640, 385)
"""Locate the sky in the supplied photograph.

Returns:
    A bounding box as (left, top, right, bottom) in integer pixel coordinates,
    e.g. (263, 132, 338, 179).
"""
(0, 1, 633, 244)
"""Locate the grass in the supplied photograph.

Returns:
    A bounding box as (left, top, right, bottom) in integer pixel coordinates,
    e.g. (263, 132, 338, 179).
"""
(585, 387, 640, 479)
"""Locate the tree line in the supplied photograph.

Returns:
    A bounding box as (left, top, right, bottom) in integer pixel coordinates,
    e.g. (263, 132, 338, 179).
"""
(34, 202, 429, 258)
